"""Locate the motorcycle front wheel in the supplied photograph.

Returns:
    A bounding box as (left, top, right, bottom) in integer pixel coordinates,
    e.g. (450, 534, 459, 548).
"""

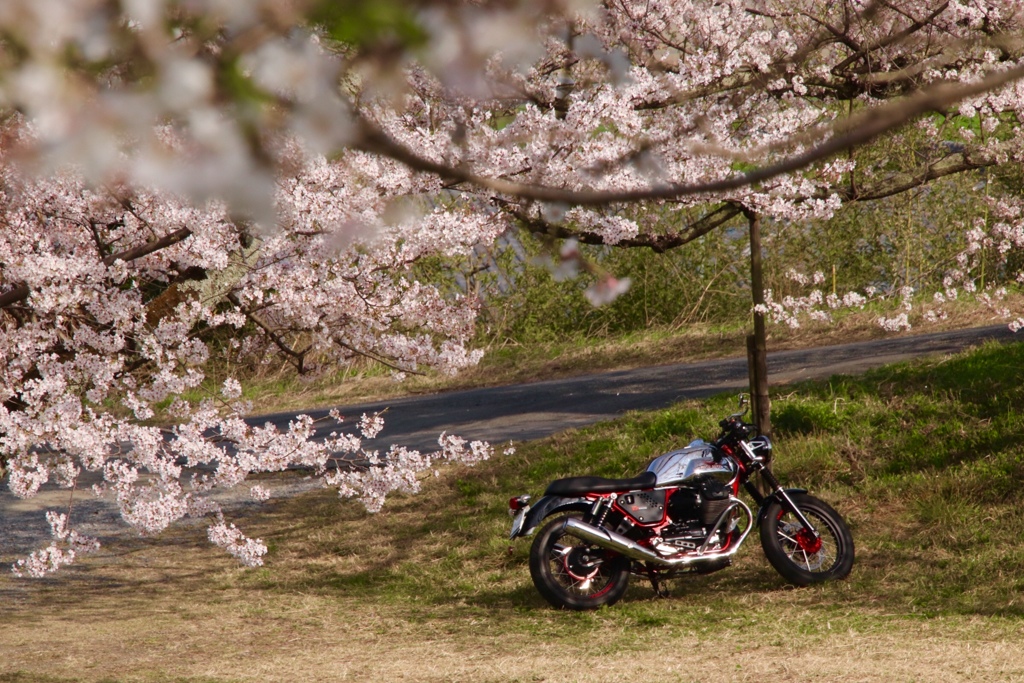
(760, 493, 854, 586)
(529, 513, 631, 610)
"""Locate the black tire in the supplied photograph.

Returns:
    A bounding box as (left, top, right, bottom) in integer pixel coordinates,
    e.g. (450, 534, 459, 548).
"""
(529, 513, 631, 610)
(760, 493, 854, 586)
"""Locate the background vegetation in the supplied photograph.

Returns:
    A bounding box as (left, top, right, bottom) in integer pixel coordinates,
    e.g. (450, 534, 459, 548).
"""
(408, 125, 1019, 351)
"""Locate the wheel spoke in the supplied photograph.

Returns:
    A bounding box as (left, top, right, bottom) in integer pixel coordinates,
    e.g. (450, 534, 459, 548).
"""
(777, 530, 799, 544)
(549, 534, 613, 596)
(532, 514, 631, 608)
(777, 512, 836, 573)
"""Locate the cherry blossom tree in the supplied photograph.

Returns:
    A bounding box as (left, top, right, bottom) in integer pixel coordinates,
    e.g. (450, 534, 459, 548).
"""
(0, 125, 509, 576)
(353, 0, 1024, 429)
(3, 0, 1024, 575)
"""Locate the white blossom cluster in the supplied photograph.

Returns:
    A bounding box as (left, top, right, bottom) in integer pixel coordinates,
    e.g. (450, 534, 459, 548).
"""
(207, 522, 268, 568)
(0, 121, 505, 575)
(12, 511, 100, 578)
(322, 434, 505, 514)
(755, 270, 878, 330)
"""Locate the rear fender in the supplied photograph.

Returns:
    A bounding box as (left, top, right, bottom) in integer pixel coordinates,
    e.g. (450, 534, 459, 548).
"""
(517, 495, 591, 538)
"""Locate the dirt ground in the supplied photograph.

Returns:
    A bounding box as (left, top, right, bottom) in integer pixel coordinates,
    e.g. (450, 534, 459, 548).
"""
(3, 592, 1023, 683)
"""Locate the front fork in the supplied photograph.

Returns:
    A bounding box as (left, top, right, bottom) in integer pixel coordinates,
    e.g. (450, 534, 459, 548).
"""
(740, 443, 820, 540)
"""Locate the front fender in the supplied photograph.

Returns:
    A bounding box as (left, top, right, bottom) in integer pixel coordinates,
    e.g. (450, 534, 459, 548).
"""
(516, 495, 591, 538)
(755, 488, 808, 527)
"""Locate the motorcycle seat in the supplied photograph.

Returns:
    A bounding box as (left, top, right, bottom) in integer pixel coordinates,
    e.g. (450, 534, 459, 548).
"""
(545, 471, 657, 496)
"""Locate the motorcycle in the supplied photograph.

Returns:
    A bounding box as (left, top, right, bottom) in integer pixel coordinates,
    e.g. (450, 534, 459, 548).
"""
(507, 397, 854, 610)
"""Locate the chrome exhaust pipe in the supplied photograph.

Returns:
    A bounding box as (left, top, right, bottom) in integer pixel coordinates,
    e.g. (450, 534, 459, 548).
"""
(561, 497, 753, 568)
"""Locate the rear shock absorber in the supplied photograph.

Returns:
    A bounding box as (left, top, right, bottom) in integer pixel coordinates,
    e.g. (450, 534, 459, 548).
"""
(590, 495, 612, 528)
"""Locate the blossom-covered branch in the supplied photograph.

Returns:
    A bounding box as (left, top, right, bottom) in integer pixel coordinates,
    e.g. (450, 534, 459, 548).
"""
(356, 61, 1024, 207)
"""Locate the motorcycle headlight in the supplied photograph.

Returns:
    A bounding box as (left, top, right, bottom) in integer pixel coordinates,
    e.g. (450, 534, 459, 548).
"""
(749, 435, 772, 458)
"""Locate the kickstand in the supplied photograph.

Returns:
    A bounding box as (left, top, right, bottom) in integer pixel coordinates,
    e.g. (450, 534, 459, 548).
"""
(646, 566, 670, 598)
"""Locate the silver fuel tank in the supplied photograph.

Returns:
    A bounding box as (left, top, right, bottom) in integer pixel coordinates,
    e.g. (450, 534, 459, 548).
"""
(646, 439, 737, 487)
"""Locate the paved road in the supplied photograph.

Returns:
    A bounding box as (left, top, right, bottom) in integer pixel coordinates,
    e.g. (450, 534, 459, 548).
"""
(252, 324, 1020, 453)
(3, 324, 1017, 565)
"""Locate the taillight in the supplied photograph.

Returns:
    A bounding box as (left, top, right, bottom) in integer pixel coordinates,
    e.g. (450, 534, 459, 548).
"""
(508, 495, 530, 511)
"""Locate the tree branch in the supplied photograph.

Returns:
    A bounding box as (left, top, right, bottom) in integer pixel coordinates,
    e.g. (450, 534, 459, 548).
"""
(0, 227, 194, 311)
(356, 60, 1024, 207)
(831, 1, 950, 75)
(226, 292, 311, 374)
(494, 199, 742, 252)
(838, 150, 994, 203)
(101, 226, 193, 266)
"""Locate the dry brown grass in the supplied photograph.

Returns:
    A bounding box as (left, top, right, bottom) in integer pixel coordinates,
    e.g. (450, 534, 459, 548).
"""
(3, 470, 1023, 683)
(4, 603, 1024, 683)
(4, 548, 1024, 683)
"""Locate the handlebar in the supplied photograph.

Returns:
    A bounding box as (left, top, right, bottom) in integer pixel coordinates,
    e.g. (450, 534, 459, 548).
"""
(719, 417, 754, 439)
(711, 417, 756, 458)
(709, 395, 756, 461)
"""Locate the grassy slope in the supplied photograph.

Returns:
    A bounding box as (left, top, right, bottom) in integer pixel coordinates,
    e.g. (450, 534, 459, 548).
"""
(4, 340, 1024, 682)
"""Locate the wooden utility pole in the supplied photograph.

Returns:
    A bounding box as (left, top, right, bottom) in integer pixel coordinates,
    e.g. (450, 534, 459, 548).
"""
(744, 208, 771, 438)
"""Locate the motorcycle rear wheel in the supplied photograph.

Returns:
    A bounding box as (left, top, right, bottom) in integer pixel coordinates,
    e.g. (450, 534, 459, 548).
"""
(529, 513, 631, 610)
(760, 493, 854, 586)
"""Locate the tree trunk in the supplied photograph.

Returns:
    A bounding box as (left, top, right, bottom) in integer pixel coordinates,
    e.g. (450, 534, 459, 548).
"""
(745, 209, 771, 438)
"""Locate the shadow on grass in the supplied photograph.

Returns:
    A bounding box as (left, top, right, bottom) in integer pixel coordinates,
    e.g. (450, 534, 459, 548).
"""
(0, 674, 73, 683)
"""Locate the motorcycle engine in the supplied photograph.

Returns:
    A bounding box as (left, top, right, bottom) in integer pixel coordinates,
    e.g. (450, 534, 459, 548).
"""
(659, 478, 732, 553)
